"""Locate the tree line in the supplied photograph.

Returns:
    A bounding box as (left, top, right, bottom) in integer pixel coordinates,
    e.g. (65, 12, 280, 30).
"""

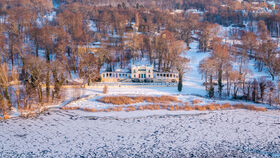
(0, 0, 194, 115)
(199, 20, 280, 106)
(1, 0, 280, 116)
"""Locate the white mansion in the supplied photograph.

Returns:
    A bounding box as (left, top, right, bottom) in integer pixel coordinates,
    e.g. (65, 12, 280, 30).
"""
(101, 65, 179, 83)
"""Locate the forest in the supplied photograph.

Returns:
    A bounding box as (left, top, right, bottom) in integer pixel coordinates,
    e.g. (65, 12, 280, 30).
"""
(1, 0, 280, 116)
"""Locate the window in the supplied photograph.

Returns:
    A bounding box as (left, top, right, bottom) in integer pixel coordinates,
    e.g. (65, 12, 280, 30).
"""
(139, 74, 141, 78)
(148, 70, 151, 73)
(167, 74, 169, 77)
(141, 74, 144, 78)
(157, 74, 159, 77)
(144, 74, 146, 78)
(134, 75, 136, 78)
(134, 70, 136, 73)
(163, 74, 166, 77)
(149, 75, 150, 78)
(103, 74, 105, 78)
(113, 74, 115, 78)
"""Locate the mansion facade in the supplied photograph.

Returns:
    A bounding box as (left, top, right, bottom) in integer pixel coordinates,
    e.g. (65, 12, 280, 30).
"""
(101, 65, 179, 83)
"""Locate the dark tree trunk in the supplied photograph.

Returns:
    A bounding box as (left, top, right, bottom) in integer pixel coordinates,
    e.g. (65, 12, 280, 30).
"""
(178, 72, 183, 92)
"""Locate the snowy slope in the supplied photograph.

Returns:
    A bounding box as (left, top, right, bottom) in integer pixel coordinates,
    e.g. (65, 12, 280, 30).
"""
(182, 41, 210, 96)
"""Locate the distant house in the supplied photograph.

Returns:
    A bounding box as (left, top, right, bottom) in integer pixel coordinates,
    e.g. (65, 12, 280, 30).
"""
(101, 65, 179, 83)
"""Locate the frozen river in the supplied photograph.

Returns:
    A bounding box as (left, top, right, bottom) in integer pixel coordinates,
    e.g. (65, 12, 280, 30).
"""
(0, 108, 279, 157)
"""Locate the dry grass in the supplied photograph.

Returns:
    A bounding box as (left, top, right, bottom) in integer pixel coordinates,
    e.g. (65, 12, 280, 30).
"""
(98, 109, 104, 112)
(192, 99, 202, 104)
(104, 108, 112, 112)
(183, 105, 194, 111)
(61, 107, 80, 110)
(98, 96, 135, 105)
(154, 104, 161, 110)
(206, 104, 216, 111)
(160, 105, 169, 110)
(168, 105, 175, 111)
(0, 115, 10, 120)
(254, 107, 267, 112)
(112, 106, 123, 112)
(97, 96, 180, 105)
(83, 108, 98, 112)
(233, 104, 267, 111)
(195, 106, 207, 111)
(3, 115, 10, 120)
(103, 85, 108, 94)
(137, 106, 144, 110)
(125, 106, 137, 112)
(61, 97, 267, 114)
(205, 103, 221, 111)
(220, 103, 231, 109)
(233, 104, 246, 109)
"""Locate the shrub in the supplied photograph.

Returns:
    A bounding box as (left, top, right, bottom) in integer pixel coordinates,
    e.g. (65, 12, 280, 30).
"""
(103, 85, 108, 94)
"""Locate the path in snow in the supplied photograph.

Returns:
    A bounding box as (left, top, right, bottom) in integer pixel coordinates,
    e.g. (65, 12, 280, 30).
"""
(182, 42, 210, 96)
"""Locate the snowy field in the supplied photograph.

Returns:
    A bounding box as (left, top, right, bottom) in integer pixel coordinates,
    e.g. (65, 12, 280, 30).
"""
(63, 87, 271, 110)
(0, 108, 279, 157)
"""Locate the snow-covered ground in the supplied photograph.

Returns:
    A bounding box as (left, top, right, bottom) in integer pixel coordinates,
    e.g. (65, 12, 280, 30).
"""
(63, 87, 271, 110)
(0, 108, 279, 157)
